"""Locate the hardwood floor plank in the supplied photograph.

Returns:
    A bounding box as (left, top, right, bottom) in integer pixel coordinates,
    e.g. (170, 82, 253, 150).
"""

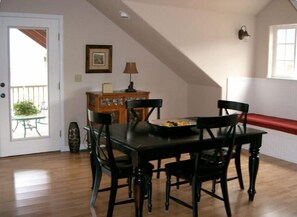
(0, 150, 297, 217)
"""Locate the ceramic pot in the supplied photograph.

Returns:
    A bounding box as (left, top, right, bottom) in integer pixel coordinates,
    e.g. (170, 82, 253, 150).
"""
(68, 122, 80, 153)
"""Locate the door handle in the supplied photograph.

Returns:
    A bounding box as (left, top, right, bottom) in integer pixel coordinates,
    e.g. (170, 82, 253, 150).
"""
(1, 93, 5, 98)
(0, 83, 5, 87)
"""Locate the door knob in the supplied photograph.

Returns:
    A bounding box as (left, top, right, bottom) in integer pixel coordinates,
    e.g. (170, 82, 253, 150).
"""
(0, 83, 5, 87)
(1, 93, 5, 98)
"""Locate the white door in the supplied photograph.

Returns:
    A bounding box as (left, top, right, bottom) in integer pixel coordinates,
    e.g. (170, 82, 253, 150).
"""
(0, 13, 63, 157)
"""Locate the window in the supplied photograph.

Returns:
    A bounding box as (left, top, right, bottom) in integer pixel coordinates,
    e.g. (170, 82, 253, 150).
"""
(270, 25, 297, 79)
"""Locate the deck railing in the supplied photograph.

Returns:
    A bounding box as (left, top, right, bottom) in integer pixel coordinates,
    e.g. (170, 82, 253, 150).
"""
(10, 85, 48, 109)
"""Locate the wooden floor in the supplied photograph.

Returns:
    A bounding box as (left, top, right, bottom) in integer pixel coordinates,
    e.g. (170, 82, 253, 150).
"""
(1, 150, 297, 217)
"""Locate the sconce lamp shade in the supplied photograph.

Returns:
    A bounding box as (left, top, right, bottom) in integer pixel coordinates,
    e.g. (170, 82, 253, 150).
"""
(123, 62, 138, 74)
(123, 62, 138, 92)
(238, 25, 251, 40)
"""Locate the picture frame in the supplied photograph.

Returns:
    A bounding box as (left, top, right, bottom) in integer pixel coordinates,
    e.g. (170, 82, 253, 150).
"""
(86, 45, 112, 73)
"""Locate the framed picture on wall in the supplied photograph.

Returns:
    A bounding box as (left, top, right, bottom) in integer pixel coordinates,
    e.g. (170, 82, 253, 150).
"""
(86, 45, 112, 73)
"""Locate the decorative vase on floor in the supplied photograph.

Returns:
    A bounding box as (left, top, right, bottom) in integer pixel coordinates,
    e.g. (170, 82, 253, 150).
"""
(68, 122, 80, 153)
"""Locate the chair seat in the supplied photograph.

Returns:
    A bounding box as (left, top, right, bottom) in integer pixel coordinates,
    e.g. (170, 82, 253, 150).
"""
(201, 148, 236, 161)
(116, 161, 154, 177)
(165, 159, 194, 180)
(201, 145, 243, 192)
(115, 155, 131, 162)
(165, 159, 224, 181)
(102, 160, 154, 178)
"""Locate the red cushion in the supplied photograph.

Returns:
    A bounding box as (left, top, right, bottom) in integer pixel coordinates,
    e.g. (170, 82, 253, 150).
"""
(246, 113, 297, 135)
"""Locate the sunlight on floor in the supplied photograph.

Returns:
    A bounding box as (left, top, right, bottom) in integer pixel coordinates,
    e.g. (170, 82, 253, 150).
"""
(14, 170, 50, 201)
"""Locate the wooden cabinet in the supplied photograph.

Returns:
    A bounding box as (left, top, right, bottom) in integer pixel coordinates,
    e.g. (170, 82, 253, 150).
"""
(86, 91, 150, 123)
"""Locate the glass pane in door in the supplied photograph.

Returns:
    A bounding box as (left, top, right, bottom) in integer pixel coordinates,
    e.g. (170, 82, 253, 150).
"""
(9, 28, 49, 139)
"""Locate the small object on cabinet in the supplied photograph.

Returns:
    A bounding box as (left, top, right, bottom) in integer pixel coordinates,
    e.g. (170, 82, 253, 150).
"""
(102, 83, 113, 93)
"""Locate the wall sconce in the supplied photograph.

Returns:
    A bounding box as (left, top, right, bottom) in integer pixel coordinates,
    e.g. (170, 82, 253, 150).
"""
(123, 62, 138, 92)
(238, 25, 251, 40)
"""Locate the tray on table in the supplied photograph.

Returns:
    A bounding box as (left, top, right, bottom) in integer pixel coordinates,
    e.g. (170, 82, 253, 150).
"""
(149, 118, 196, 135)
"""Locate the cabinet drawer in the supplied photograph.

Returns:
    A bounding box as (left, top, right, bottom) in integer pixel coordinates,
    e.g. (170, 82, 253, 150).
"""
(99, 97, 125, 108)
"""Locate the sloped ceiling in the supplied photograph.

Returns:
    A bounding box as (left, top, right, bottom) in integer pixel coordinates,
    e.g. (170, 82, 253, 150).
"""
(19, 29, 46, 48)
(87, 0, 272, 87)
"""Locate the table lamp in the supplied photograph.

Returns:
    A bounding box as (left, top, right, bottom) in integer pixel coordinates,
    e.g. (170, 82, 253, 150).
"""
(123, 62, 138, 92)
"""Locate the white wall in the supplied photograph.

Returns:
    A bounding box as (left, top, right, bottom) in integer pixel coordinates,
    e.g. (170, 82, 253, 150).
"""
(0, 0, 188, 148)
(227, 77, 297, 119)
(187, 84, 220, 116)
(254, 0, 297, 77)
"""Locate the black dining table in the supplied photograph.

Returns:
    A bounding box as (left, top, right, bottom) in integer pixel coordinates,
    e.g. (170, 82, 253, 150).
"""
(86, 118, 266, 217)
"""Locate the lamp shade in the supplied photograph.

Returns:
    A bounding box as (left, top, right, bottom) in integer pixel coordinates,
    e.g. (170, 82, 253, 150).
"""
(123, 62, 138, 74)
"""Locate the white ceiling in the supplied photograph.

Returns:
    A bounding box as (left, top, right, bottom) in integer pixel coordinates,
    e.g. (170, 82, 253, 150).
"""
(125, 0, 273, 15)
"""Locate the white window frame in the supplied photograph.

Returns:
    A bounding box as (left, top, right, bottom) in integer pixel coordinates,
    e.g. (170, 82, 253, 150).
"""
(269, 24, 297, 80)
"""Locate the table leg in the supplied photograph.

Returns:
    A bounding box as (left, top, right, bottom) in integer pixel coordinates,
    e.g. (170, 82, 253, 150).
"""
(248, 135, 262, 201)
(134, 167, 145, 217)
(34, 119, 41, 136)
(22, 120, 27, 137)
(12, 120, 19, 132)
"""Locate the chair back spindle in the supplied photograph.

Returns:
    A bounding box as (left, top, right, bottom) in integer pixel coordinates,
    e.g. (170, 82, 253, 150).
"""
(126, 99, 162, 122)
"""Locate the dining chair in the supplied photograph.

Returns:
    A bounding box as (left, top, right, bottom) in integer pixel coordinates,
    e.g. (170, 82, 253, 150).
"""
(126, 99, 178, 178)
(202, 100, 249, 193)
(88, 109, 154, 216)
(164, 114, 237, 217)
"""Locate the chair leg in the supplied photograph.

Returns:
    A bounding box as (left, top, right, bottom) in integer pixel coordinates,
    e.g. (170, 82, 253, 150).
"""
(165, 173, 171, 210)
(220, 178, 232, 217)
(235, 145, 244, 190)
(211, 179, 217, 193)
(157, 159, 162, 178)
(147, 176, 153, 213)
(128, 177, 133, 198)
(90, 152, 97, 189)
(90, 165, 102, 206)
(175, 155, 180, 189)
(192, 180, 199, 217)
(107, 175, 118, 217)
(196, 182, 202, 202)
